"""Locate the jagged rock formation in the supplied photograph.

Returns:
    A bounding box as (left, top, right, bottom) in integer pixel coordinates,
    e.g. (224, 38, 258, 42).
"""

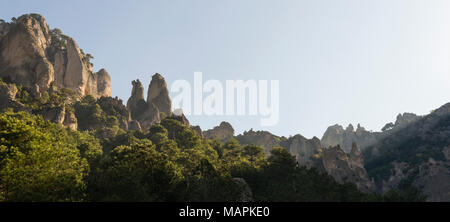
(321, 144, 374, 192)
(321, 124, 378, 153)
(203, 121, 235, 142)
(365, 102, 450, 201)
(127, 79, 146, 119)
(286, 135, 323, 169)
(322, 113, 422, 153)
(0, 14, 110, 98)
(147, 73, 172, 117)
(127, 74, 173, 130)
(235, 126, 375, 192)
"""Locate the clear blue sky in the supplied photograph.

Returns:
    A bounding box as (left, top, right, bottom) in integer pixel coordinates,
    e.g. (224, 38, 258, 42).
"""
(2, 0, 450, 138)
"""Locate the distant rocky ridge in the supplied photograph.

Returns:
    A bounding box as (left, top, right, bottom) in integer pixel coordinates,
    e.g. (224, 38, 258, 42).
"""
(230, 124, 375, 192)
(203, 121, 235, 142)
(364, 103, 450, 201)
(321, 113, 421, 153)
(0, 14, 111, 98)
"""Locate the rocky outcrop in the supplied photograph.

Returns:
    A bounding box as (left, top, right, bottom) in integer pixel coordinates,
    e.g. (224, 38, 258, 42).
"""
(204, 121, 234, 142)
(0, 81, 27, 112)
(147, 73, 172, 117)
(63, 110, 77, 130)
(322, 113, 422, 153)
(365, 102, 450, 201)
(321, 144, 374, 192)
(287, 135, 322, 169)
(191, 125, 203, 137)
(127, 79, 146, 119)
(235, 129, 281, 154)
(0, 14, 111, 98)
(0, 14, 53, 95)
(127, 120, 141, 131)
(33, 104, 78, 130)
(321, 124, 378, 153)
(127, 74, 173, 130)
(235, 127, 375, 192)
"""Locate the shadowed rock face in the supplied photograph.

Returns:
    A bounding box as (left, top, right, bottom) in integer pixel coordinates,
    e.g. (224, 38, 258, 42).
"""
(365, 102, 450, 201)
(127, 79, 146, 119)
(288, 135, 322, 169)
(203, 121, 235, 142)
(321, 144, 374, 192)
(0, 14, 110, 98)
(0, 81, 27, 112)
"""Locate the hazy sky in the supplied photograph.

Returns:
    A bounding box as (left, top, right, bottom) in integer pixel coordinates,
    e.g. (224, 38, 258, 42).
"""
(2, 0, 450, 138)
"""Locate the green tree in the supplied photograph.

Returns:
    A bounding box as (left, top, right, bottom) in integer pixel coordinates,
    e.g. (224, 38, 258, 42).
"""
(0, 111, 88, 201)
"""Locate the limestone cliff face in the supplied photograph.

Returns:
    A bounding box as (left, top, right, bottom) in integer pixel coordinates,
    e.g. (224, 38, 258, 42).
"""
(203, 121, 235, 142)
(0, 14, 54, 95)
(0, 14, 110, 98)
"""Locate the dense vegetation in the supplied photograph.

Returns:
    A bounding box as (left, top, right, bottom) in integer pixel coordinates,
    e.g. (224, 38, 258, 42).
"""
(0, 84, 426, 201)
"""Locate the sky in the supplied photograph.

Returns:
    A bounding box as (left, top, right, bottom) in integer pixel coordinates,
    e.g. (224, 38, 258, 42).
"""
(1, 0, 450, 138)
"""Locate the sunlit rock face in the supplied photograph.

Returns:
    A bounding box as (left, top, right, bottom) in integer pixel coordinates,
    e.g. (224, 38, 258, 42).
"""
(0, 14, 111, 98)
(147, 73, 172, 117)
(127, 74, 174, 130)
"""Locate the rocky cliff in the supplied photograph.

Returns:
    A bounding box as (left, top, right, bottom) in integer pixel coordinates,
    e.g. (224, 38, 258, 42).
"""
(321, 144, 374, 192)
(127, 74, 173, 130)
(0, 14, 110, 98)
(365, 103, 450, 201)
(321, 113, 421, 153)
(203, 121, 235, 142)
(234, 126, 375, 192)
(321, 124, 378, 153)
